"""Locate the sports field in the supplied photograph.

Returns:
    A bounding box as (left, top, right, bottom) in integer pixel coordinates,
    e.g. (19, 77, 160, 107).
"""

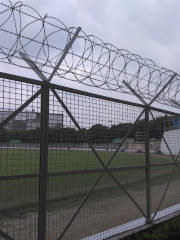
(1, 148, 180, 239)
(1, 148, 179, 209)
(1, 148, 178, 174)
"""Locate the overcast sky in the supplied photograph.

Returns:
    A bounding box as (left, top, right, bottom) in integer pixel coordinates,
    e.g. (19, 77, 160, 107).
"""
(20, 0, 180, 71)
(1, 0, 180, 112)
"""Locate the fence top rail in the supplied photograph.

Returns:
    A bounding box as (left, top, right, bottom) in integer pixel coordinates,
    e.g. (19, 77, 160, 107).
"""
(0, 71, 179, 117)
(0, 72, 43, 86)
(50, 82, 145, 108)
(149, 106, 180, 117)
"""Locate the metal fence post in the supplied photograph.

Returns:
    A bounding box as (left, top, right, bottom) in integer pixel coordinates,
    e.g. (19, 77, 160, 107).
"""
(38, 80, 49, 240)
(145, 105, 151, 223)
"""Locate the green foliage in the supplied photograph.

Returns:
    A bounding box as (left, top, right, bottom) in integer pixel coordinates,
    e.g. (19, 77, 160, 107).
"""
(0, 114, 176, 143)
(126, 215, 180, 240)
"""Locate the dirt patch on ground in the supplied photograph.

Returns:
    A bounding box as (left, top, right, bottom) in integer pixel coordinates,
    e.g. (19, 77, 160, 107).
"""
(1, 182, 180, 240)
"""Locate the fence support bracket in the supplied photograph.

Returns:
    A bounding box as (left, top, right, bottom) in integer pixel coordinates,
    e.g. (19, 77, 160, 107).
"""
(149, 73, 177, 106)
(47, 27, 81, 83)
(19, 27, 81, 83)
(122, 80, 147, 105)
(171, 99, 180, 108)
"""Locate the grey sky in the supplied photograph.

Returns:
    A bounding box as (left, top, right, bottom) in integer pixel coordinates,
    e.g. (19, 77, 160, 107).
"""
(28, 0, 180, 70)
(1, 0, 180, 112)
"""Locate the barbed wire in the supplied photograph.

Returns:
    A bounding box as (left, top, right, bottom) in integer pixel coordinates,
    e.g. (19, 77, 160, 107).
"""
(0, 0, 180, 108)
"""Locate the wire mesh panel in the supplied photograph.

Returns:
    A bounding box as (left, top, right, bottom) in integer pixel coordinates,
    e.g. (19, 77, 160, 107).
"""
(45, 86, 147, 240)
(149, 110, 180, 222)
(46, 173, 100, 240)
(0, 178, 39, 240)
(0, 78, 42, 178)
(158, 168, 180, 215)
(60, 171, 146, 240)
(1, 73, 180, 240)
(0, 77, 42, 240)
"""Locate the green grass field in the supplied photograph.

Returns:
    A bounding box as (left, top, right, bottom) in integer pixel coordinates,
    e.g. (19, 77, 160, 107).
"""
(1, 148, 178, 175)
(0, 148, 180, 217)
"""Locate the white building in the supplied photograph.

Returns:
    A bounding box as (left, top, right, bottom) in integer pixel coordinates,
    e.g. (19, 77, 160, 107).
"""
(160, 129, 180, 155)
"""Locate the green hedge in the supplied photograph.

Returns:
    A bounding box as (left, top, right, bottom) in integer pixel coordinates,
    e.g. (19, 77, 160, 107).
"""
(125, 215, 180, 240)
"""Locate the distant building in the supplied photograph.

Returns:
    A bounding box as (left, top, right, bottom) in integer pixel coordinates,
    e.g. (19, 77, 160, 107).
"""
(161, 117, 180, 155)
(0, 110, 63, 130)
(164, 117, 180, 132)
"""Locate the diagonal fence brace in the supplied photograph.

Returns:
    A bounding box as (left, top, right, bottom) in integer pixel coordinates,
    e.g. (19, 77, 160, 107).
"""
(0, 230, 15, 240)
(150, 108, 180, 220)
(0, 88, 43, 130)
(151, 149, 180, 221)
(51, 87, 147, 239)
(123, 73, 177, 106)
(19, 31, 149, 238)
(149, 110, 180, 172)
(106, 108, 145, 168)
(123, 73, 177, 224)
(51, 87, 106, 169)
(57, 172, 104, 240)
(123, 80, 147, 105)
